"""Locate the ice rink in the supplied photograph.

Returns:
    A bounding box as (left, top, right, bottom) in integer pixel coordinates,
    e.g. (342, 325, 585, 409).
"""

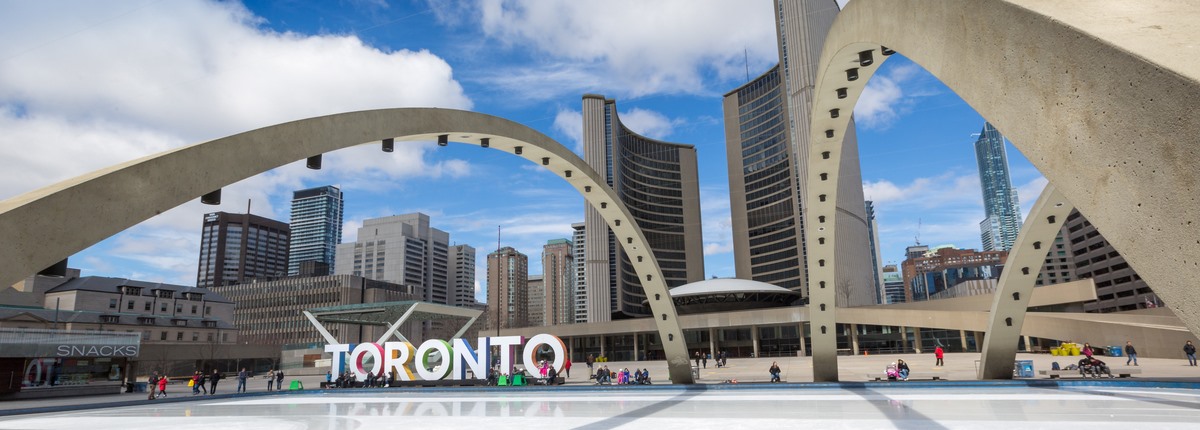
(2, 383, 1199, 429)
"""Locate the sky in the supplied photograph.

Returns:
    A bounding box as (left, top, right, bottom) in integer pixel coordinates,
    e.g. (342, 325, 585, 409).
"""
(0, 0, 1046, 303)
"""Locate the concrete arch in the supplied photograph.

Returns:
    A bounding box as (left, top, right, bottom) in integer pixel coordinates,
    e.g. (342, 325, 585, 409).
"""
(0, 108, 696, 384)
(979, 184, 1074, 379)
(807, 0, 1200, 381)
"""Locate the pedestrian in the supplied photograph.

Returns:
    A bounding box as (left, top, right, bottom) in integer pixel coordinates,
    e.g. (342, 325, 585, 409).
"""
(586, 354, 594, 372)
(702, 353, 707, 369)
(1124, 341, 1139, 366)
(147, 371, 159, 400)
(267, 369, 275, 391)
(237, 368, 248, 393)
(694, 351, 701, 367)
(934, 346, 944, 367)
(191, 371, 202, 395)
(276, 369, 285, 390)
(769, 361, 781, 382)
(156, 373, 168, 398)
(564, 357, 572, 378)
(198, 370, 208, 394)
(209, 369, 221, 394)
(326, 370, 333, 387)
(1184, 341, 1197, 366)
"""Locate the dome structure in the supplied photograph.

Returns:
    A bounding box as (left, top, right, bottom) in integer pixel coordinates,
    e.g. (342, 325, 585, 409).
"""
(648, 278, 803, 314)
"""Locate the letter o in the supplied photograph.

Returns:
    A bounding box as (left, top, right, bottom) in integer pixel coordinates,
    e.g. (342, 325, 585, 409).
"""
(415, 339, 453, 380)
(349, 343, 384, 379)
(522, 334, 566, 375)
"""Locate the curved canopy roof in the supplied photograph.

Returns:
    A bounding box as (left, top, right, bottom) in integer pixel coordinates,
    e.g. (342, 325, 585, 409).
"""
(669, 278, 802, 298)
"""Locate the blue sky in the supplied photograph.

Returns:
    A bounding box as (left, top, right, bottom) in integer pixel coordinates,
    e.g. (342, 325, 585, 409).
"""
(0, 0, 1045, 303)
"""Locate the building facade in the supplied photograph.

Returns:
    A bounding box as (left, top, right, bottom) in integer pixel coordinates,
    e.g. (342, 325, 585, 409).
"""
(881, 265, 906, 304)
(901, 246, 1008, 302)
(542, 239, 575, 326)
(486, 246, 528, 329)
(1063, 210, 1156, 312)
(196, 212, 290, 289)
(571, 223, 588, 323)
(974, 122, 1023, 251)
(214, 274, 420, 346)
(865, 201, 885, 304)
(287, 186, 343, 277)
(582, 94, 704, 321)
(334, 213, 453, 305)
(449, 244, 477, 307)
(526, 275, 545, 327)
(720, 0, 876, 306)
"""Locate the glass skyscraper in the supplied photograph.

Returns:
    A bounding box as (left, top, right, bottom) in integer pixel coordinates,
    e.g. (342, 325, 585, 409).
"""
(974, 122, 1022, 251)
(287, 185, 343, 276)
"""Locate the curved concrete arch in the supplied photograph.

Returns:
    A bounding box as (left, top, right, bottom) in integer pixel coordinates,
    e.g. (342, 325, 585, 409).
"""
(808, 0, 1200, 381)
(0, 108, 696, 384)
(978, 184, 1074, 379)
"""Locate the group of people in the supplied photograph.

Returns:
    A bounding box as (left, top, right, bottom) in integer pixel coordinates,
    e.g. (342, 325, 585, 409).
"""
(327, 370, 390, 388)
(593, 365, 651, 385)
(147, 368, 228, 400)
(884, 359, 911, 381)
(693, 351, 728, 368)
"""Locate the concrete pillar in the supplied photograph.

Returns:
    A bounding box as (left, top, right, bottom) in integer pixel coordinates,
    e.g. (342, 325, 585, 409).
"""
(850, 324, 860, 355)
(798, 324, 807, 356)
(975, 332, 986, 352)
(600, 334, 606, 358)
(913, 327, 923, 353)
(633, 333, 640, 362)
(1023, 335, 1032, 352)
(900, 326, 909, 353)
(960, 330, 969, 351)
(751, 326, 760, 358)
(708, 327, 717, 360)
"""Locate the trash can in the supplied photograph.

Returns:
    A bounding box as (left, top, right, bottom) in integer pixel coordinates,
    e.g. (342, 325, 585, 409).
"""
(1015, 360, 1034, 378)
(691, 366, 700, 381)
(1107, 346, 1123, 357)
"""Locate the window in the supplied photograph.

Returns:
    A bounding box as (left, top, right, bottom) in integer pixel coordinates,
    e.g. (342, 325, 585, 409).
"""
(138, 317, 155, 325)
(192, 332, 199, 341)
(207, 333, 214, 342)
(202, 320, 217, 328)
(161, 303, 168, 312)
(205, 306, 211, 315)
(127, 300, 135, 310)
(144, 302, 151, 311)
(173, 319, 187, 327)
(108, 299, 117, 309)
(160, 331, 167, 341)
(191, 305, 198, 314)
(100, 315, 119, 323)
(176, 332, 183, 341)
(175, 304, 183, 313)
(222, 333, 228, 342)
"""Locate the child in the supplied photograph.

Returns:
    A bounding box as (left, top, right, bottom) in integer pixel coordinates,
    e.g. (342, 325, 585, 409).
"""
(157, 374, 168, 398)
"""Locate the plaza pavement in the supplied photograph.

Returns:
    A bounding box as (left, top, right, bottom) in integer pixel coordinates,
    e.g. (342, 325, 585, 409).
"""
(1, 352, 1198, 414)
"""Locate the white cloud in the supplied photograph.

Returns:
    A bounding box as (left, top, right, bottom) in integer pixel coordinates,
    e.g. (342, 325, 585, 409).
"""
(1015, 175, 1049, 220)
(0, 1, 475, 284)
(449, 0, 777, 99)
(862, 172, 982, 209)
(618, 108, 683, 140)
(552, 108, 584, 153)
(855, 62, 932, 130)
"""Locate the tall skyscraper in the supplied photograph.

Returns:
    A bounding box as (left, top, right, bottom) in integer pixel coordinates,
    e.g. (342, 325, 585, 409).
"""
(582, 94, 705, 321)
(333, 213, 452, 304)
(722, 0, 876, 306)
(571, 222, 588, 323)
(975, 122, 1023, 251)
(287, 186, 343, 276)
(865, 201, 885, 305)
(196, 212, 290, 289)
(450, 244, 477, 307)
(487, 246, 528, 329)
(542, 239, 575, 326)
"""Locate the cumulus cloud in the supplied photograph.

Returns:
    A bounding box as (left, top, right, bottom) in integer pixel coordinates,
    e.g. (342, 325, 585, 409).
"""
(1015, 175, 1048, 220)
(618, 108, 684, 140)
(0, 0, 474, 284)
(552, 108, 584, 153)
(440, 0, 778, 100)
(855, 62, 933, 130)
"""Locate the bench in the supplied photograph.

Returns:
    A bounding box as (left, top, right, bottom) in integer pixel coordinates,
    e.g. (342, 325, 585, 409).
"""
(866, 372, 946, 381)
(389, 379, 488, 387)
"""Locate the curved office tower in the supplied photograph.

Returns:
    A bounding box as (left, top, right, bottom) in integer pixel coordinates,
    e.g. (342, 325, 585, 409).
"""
(582, 94, 704, 320)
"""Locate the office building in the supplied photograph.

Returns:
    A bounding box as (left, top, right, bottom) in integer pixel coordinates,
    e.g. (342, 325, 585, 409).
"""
(865, 201, 885, 304)
(721, 0, 876, 306)
(881, 265, 906, 304)
(571, 223, 588, 323)
(1062, 210, 1156, 312)
(487, 246, 528, 329)
(582, 94, 704, 321)
(527, 275, 545, 327)
(196, 212, 290, 289)
(287, 186, 343, 276)
(450, 244, 477, 307)
(975, 122, 1023, 251)
(334, 213, 452, 305)
(542, 239, 575, 326)
(902, 246, 1007, 302)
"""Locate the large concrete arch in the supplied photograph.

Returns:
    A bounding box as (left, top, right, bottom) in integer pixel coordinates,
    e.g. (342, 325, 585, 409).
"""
(807, 0, 1200, 381)
(0, 108, 696, 384)
(979, 184, 1074, 379)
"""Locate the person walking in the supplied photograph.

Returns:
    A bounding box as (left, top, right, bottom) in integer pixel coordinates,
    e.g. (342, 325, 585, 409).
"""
(1184, 341, 1197, 366)
(564, 357, 572, 378)
(326, 370, 333, 387)
(1124, 341, 1139, 366)
(237, 368, 248, 393)
(934, 346, 944, 367)
(147, 371, 159, 400)
(191, 371, 202, 395)
(267, 369, 275, 391)
(694, 351, 701, 368)
(156, 373, 168, 398)
(586, 354, 594, 372)
(276, 369, 285, 390)
(209, 369, 221, 395)
(702, 353, 708, 369)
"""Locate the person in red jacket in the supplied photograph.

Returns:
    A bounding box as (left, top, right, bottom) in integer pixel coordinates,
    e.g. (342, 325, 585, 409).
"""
(564, 358, 572, 378)
(934, 346, 945, 367)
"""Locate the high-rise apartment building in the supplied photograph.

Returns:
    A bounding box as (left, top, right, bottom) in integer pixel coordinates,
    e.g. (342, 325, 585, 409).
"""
(449, 244, 477, 307)
(333, 213, 452, 305)
(542, 239, 575, 326)
(526, 275, 545, 327)
(197, 212, 290, 289)
(582, 94, 704, 320)
(487, 246, 528, 329)
(975, 122, 1023, 251)
(287, 186, 343, 277)
(865, 201, 885, 304)
(721, 0, 877, 307)
(1062, 210, 1155, 312)
(571, 223, 588, 323)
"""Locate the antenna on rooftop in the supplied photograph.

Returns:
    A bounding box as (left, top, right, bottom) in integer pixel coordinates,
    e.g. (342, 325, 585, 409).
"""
(915, 218, 922, 246)
(497, 225, 501, 252)
(744, 48, 750, 81)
